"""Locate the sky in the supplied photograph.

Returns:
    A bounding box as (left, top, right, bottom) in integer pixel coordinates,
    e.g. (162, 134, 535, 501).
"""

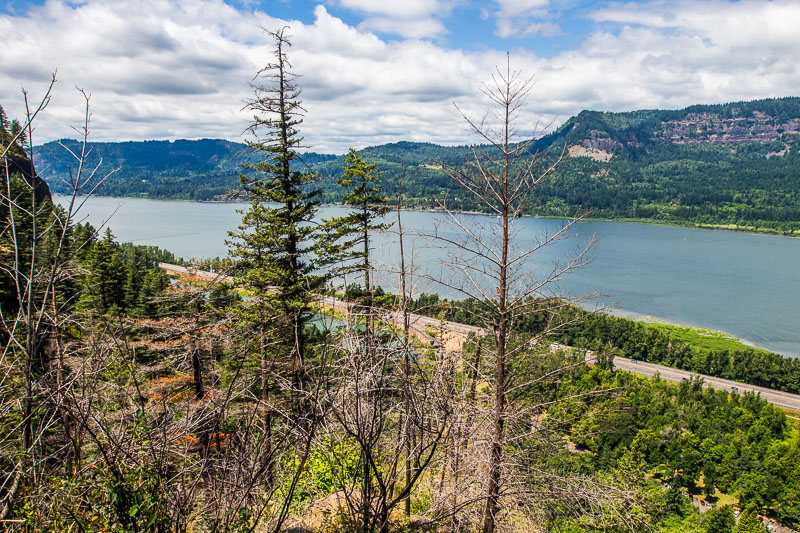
(2, 0, 799, 153)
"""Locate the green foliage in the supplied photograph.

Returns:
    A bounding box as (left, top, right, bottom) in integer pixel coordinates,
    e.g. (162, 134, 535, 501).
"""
(402, 294, 800, 394)
(291, 437, 361, 502)
(733, 510, 768, 533)
(703, 505, 736, 533)
(78, 228, 173, 316)
(103, 462, 170, 533)
(35, 97, 800, 234)
(320, 148, 391, 284)
(550, 305, 800, 394)
(226, 30, 328, 438)
(553, 363, 800, 528)
(0, 104, 27, 157)
(82, 229, 127, 313)
(228, 31, 328, 312)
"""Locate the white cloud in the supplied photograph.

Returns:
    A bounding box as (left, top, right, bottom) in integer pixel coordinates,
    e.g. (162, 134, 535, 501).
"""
(330, 0, 455, 39)
(492, 0, 553, 38)
(495, 0, 549, 18)
(333, 0, 453, 19)
(358, 15, 448, 40)
(1, 0, 799, 155)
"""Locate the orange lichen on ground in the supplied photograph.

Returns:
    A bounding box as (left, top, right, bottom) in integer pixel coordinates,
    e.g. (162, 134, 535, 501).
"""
(175, 433, 229, 451)
(148, 373, 194, 402)
(208, 433, 229, 450)
(176, 434, 200, 448)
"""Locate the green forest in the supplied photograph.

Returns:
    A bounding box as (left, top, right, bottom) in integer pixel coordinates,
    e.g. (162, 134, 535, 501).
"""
(405, 294, 800, 395)
(3, 34, 799, 533)
(36, 97, 800, 235)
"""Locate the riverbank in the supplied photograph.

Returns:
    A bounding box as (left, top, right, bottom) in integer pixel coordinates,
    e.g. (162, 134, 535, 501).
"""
(520, 213, 800, 238)
(54, 195, 800, 359)
(606, 309, 775, 355)
(64, 194, 800, 238)
(326, 201, 800, 238)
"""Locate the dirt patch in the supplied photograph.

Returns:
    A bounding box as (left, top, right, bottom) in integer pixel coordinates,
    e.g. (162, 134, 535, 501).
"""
(766, 143, 790, 159)
(568, 145, 613, 162)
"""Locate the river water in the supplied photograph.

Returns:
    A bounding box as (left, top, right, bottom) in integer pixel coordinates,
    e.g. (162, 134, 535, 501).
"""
(55, 196, 800, 358)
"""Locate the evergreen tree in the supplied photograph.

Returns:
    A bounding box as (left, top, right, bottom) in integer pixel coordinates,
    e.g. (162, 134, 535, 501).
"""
(8, 119, 25, 149)
(732, 510, 767, 533)
(323, 148, 390, 307)
(82, 229, 126, 314)
(227, 27, 324, 424)
(0, 105, 8, 139)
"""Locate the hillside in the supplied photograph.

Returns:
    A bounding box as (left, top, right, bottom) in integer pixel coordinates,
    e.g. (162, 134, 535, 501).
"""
(527, 97, 800, 233)
(37, 97, 800, 233)
(35, 138, 338, 201)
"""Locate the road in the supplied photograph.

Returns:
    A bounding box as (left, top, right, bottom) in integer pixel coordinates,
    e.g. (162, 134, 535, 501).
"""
(159, 262, 234, 283)
(609, 355, 800, 412)
(160, 262, 800, 412)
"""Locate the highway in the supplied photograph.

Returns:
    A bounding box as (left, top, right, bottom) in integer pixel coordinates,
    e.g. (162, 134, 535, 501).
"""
(160, 262, 800, 412)
(609, 355, 800, 412)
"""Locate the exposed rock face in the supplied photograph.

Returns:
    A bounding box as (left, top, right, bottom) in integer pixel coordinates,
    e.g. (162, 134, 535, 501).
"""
(766, 144, 791, 159)
(567, 130, 622, 161)
(654, 111, 800, 145)
(2, 152, 51, 203)
(568, 145, 613, 162)
(582, 130, 624, 152)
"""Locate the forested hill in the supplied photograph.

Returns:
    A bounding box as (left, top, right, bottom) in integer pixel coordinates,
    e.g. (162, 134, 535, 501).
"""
(524, 96, 800, 233)
(37, 96, 800, 233)
(35, 138, 337, 201)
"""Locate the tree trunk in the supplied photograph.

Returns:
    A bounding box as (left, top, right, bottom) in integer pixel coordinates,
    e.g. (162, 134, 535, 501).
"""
(192, 342, 204, 400)
(396, 175, 413, 517)
(483, 123, 511, 533)
(260, 324, 273, 487)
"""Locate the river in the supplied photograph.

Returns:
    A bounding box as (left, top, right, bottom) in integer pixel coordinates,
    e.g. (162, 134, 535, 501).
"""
(55, 195, 800, 358)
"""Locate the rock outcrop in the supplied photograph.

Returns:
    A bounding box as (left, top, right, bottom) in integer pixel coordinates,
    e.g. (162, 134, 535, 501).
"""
(1, 152, 51, 203)
(654, 110, 800, 145)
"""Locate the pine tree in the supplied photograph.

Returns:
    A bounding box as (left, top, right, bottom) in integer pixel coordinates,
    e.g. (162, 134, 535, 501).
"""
(227, 27, 324, 425)
(9, 119, 26, 151)
(0, 105, 8, 136)
(322, 148, 390, 308)
(733, 510, 768, 533)
(82, 229, 125, 314)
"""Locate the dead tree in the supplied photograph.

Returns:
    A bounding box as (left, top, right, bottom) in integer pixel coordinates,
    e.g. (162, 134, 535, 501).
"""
(395, 164, 414, 518)
(0, 80, 118, 521)
(430, 57, 596, 533)
(319, 316, 452, 533)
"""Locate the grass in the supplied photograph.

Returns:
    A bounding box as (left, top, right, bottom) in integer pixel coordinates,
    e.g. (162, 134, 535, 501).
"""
(694, 222, 800, 236)
(639, 321, 770, 355)
(694, 476, 739, 507)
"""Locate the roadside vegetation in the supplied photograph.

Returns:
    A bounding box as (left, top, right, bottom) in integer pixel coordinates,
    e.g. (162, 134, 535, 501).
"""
(2, 33, 797, 533)
(407, 294, 800, 395)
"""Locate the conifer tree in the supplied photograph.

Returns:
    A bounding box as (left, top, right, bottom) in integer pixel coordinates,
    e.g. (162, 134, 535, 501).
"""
(0, 105, 8, 135)
(323, 148, 390, 311)
(227, 27, 323, 425)
(733, 510, 768, 533)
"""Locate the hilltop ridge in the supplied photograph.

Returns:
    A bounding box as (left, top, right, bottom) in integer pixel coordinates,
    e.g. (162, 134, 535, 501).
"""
(36, 96, 800, 233)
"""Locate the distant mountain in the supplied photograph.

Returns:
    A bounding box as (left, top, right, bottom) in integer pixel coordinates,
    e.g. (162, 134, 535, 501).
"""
(524, 97, 800, 233)
(37, 97, 800, 233)
(36, 138, 337, 201)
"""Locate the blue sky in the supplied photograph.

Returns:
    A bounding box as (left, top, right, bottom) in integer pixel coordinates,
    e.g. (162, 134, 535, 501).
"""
(2, 0, 799, 152)
(247, 0, 599, 54)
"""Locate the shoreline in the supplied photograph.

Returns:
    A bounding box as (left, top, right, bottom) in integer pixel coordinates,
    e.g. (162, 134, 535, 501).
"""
(54, 194, 799, 359)
(54, 194, 800, 239)
(604, 308, 776, 354)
